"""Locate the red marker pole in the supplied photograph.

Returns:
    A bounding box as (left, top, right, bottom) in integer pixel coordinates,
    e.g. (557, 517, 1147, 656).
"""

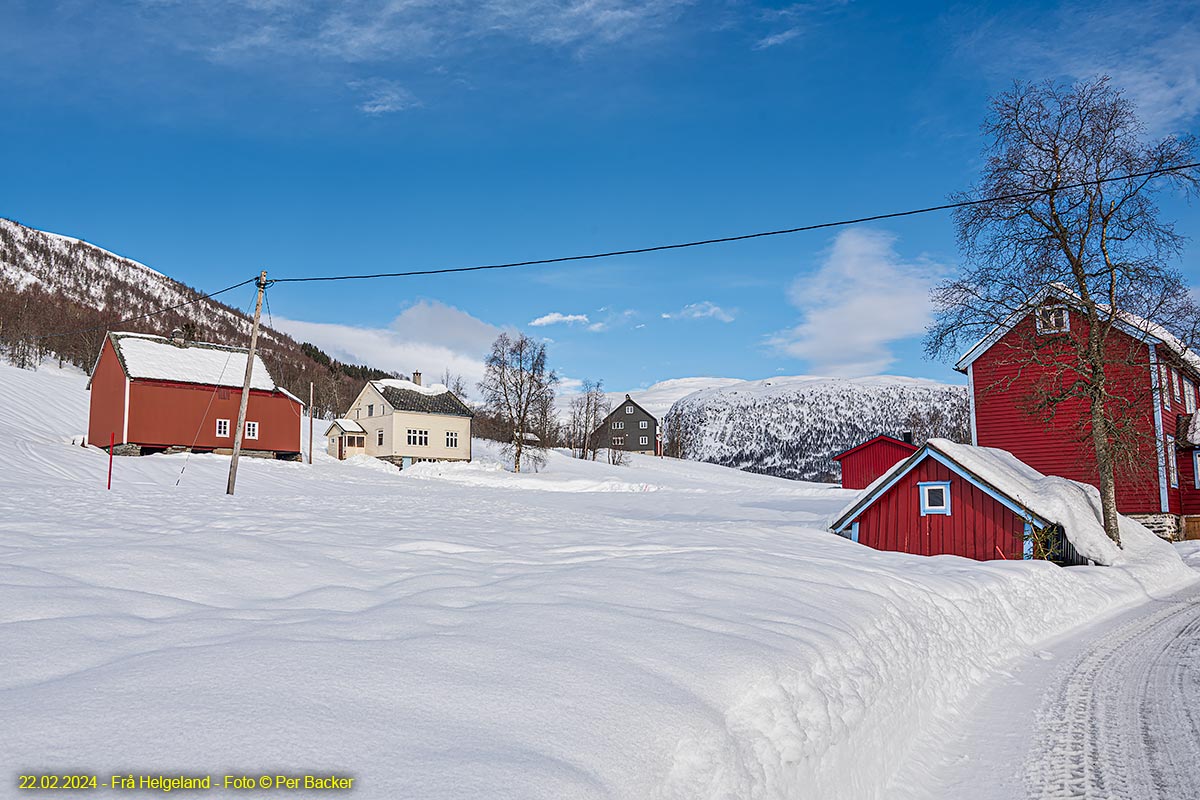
(108, 432, 114, 490)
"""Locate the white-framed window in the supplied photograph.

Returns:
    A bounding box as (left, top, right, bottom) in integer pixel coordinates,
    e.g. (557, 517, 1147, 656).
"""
(367, 404, 374, 417)
(407, 429, 429, 446)
(1193, 451, 1200, 490)
(1035, 305, 1069, 334)
(215, 418, 230, 438)
(639, 420, 648, 429)
(355, 408, 361, 419)
(625, 405, 634, 414)
(245, 421, 259, 440)
(1161, 364, 1171, 409)
(1188, 379, 1197, 414)
(612, 421, 624, 430)
(446, 431, 459, 448)
(377, 430, 384, 446)
(612, 436, 625, 446)
(639, 435, 649, 446)
(1173, 370, 1183, 403)
(1168, 435, 1179, 488)
(918, 481, 951, 516)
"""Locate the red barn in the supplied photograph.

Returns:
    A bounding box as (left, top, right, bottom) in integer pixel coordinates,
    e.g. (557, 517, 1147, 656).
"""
(88, 331, 304, 459)
(832, 434, 918, 489)
(957, 285, 1200, 540)
(830, 438, 1095, 564)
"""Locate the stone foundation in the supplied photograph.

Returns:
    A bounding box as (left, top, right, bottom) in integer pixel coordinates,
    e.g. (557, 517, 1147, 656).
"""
(107, 443, 142, 457)
(1127, 513, 1180, 541)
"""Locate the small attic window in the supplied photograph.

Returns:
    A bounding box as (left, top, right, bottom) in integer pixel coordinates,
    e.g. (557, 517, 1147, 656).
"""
(1036, 305, 1069, 335)
(919, 481, 951, 516)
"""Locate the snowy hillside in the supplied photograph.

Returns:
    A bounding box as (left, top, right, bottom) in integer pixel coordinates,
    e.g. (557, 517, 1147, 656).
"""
(0, 361, 1194, 800)
(610, 377, 745, 419)
(664, 375, 970, 481)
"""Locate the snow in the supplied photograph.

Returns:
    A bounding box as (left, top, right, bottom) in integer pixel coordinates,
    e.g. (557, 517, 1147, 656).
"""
(113, 332, 277, 391)
(373, 377, 450, 396)
(328, 417, 365, 433)
(1, 360, 1195, 800)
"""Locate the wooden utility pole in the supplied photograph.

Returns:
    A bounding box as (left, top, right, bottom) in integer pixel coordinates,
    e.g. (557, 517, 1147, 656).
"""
(308, 381, 314, 465)
(227, 270, 267, 496)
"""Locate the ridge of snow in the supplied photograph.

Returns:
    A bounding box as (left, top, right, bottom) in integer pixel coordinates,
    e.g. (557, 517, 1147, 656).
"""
(373, 378, 450, 396)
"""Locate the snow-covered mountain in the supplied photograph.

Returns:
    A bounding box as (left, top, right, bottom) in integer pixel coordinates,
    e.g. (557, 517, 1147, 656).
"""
(662, 375, 970, 482)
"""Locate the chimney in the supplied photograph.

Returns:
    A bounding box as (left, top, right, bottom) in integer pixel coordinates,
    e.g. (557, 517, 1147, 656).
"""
(901, 430, 914, 444)
(170, 327, 184, 346)
(412, 370, 422, 387)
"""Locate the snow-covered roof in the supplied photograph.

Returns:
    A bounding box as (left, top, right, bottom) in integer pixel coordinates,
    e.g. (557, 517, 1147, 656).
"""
(106, 332, 277, 391)
(955, 283, 1200, 375)
(371, 379, 473, 418)
(831, 438, 1123, 565)
(325, 418, 365, 435)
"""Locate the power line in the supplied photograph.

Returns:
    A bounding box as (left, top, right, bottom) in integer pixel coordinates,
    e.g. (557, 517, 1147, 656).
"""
(33, 277, 259, 341)
(271, 162, 1200, 284)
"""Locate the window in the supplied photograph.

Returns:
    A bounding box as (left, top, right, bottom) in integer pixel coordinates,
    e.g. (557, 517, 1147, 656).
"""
(639, 420, 648, 429)
(639, 436, 649, 446)
(919, 481, 951, 516)
(625, 406, 634, 414)
(407, 429, 429, 446)
(368, 404, 374, 417)
(348, 435, 364, 448)
(1168, 436, 1179, 488)
(612, 421, 624, 430)
(1194, 451, 1200, 490)
(1036, 305, 1069, 334)
(612, 436, 625, 446)
(1161, 364, 1171, 409)
(446, 431, 459, 448)
(217, 388, 230, 401)
(1188, 380, 1197, 414)
(1173, 370, 1183, 403)
(355, 408, 361, 419)
(245, 421, 259, 440)
(377, 430, 384, 446)
(215, 419, 230, 437)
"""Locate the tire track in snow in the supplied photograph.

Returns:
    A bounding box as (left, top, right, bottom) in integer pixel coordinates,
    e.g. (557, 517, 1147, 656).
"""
(1025, 583, 1200, 799)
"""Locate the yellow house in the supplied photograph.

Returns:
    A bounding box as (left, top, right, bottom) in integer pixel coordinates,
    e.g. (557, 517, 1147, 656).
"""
(331, 372, 473, 468)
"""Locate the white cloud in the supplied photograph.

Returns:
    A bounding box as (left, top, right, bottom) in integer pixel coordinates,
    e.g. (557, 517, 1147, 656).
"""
(529, 311, 590, 326)
(767, 229, 945, 377)
(959, 0, 1200, 134)
(586, 308, 637, 332)
(273, 300, 504, 396)
(661, 301, 735, 323)
(349, 78, 420, 114)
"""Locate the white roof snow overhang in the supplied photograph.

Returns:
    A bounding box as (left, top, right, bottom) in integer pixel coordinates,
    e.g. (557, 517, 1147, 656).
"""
(830, 443, 1053, 534)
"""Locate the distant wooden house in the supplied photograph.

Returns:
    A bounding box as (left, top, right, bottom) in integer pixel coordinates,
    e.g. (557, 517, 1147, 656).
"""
(331, 371, 473, 467)
(830, 438, 1092, 565)
(832, 433, 917, 489)
(87, 331, 304, 459)
(595, 394, 659, 456)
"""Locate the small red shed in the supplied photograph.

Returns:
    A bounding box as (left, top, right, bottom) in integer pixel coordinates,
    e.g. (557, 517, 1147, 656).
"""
(832, 434, 918, 489)
(830, 438, 1095, 564)
(87, 331, 304, 459)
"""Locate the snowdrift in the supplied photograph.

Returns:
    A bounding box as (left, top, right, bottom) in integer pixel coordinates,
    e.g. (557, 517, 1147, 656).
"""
(0, 362, 1194, 800)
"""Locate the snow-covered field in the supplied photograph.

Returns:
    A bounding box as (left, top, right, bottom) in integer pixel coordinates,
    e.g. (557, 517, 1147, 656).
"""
(1, 361, 1195, 799)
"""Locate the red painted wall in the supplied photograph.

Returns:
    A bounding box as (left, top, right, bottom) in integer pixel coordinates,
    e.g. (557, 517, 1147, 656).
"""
(854, 457, 1025, 560)
(971, 313, 1162, 515)
(87, 339, 127, 447)
(127, 380, 301, 453)
(837, 438, 918, 489)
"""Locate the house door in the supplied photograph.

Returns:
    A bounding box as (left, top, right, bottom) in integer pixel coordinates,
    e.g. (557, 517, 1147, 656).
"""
(337, 436, 345, 460)
(1183, 516, 1200, 541)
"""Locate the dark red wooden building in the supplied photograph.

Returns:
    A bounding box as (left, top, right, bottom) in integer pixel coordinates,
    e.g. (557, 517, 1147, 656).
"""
(88, 331, 304, 459)
(833, 434, 918, 489)
(957, 284, 1200, 539)
(830, 438, 1091, 563)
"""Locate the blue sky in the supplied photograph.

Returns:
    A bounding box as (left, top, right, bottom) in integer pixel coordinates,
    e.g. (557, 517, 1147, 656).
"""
(2, 0, 1197, 395)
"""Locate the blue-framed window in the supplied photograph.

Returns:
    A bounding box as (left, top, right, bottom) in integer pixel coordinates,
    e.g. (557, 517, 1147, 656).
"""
(919, 481, 952, 516)
(1193, 451, 1200, 490)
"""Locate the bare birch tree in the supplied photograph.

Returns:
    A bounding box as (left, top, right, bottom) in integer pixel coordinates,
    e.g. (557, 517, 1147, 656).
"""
(567, 379, 610, 460)
(478, 332, 559, 472)
(925, 76, 1198, 546)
